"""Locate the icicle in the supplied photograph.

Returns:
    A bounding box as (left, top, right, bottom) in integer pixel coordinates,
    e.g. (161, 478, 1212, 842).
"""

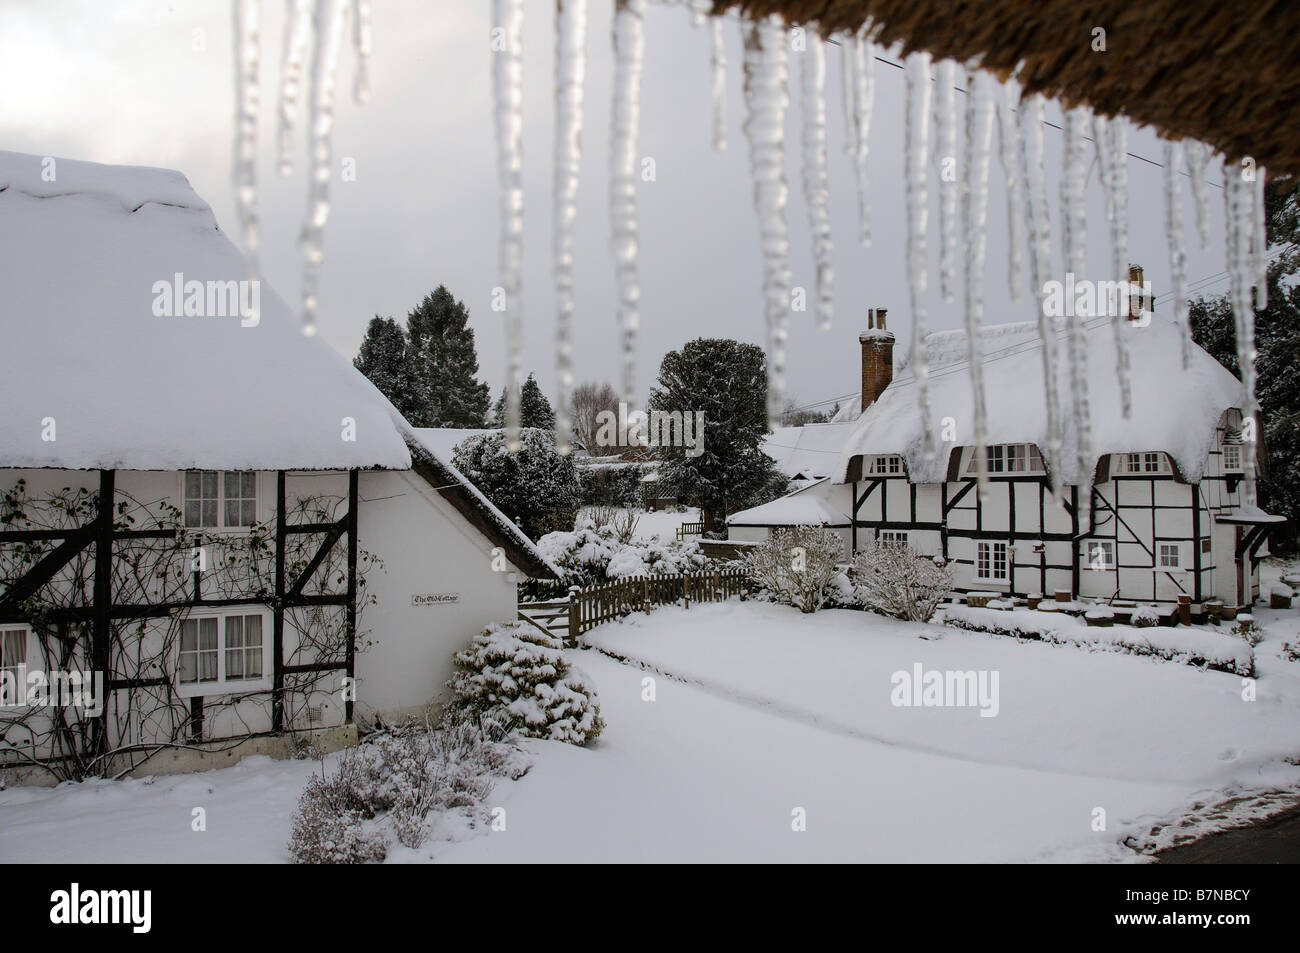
(962, 70, 995, 491)
(903, 51, 935, 459)
(298, 0, 348, 337)
(350, 0, 372, 103)
(492, 0, 526, 452)
(1225, 162, 1261, 507)
(996, 82, 1022, 302)
(276, 0, 314, 177)
(687, 0, 707, 27)
(849, 32, 874, 246)
(934, 59, 958, 303)
(1184, 139, 1212, 250)
(610, 0, 645, 408)
(801, 29, 833, 330)
(1253, 164, 1268, 311)
(1163, 140, 1192, 369)
(552, 0, 588, 455)
(840, 34, 855, 156)
(1093, 114, 1133, 419)
(741, 17, 792, 428)
(232, 0, 261, 320)
(710, 17, 726, 151)
(1019, 93, 1062, 501)
(1061, 107, 1093, 481)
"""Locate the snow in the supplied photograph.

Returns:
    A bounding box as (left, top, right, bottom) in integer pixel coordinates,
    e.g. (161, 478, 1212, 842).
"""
(727, 481, 850, 527)
(0, 151, 411, 471)
(837, 315, 1243, 486)
(761, 421, 856, 479)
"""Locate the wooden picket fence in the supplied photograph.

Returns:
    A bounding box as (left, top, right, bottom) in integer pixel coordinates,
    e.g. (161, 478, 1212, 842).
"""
(563, 568, 750, 640)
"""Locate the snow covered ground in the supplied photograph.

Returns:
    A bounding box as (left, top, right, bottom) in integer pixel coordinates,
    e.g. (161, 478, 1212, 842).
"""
(3, 572, 1299, 863)
(579, 506, 700, 543)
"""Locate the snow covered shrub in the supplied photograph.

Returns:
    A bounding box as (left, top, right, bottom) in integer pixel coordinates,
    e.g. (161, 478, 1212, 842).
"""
(452, 428, 581, 539)
(584, 505, 641, 543)
(1281, 641, 1300, 663)
(1131, 606, 1160, 628)
(743, 526, 844, 613)
(578, 463, 648, 507)
(287, 718, 523, 862)
(448, 622, 604, 745)
(1232, 615, 1264, 646)
(527, 517, 709, 598)
(852, 541, 953, 622)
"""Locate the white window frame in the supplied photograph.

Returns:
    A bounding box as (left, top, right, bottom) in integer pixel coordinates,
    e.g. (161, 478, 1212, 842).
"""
(1085, 540, 1116, 570)
(976, 541, 1009, 582)
(181, 471, 260, 531)
(1122, 452, 1165, 474)
(0, 624, 31, 707)
(868, 455, 903, 475)
(967, 444, 1045, 475)
(175, 607, 272, 697)
(1157, 542, 1182, 570)
(879, 530, 909, 546)
(1222, 444, 1243, 473)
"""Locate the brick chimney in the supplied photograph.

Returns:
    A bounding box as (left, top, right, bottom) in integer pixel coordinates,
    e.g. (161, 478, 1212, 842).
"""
(859, 308, 894, 411)
(1127, 264, 1151, 321)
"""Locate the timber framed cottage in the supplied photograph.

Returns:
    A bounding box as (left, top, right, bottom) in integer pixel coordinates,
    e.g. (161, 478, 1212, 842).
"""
(0, 152, 556, 783)
(731, 306, 1282, 607)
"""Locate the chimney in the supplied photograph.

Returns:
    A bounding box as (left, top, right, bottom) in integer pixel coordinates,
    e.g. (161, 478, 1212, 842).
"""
(1127, 264, 1150, 321)
(859, 308, 895, 411)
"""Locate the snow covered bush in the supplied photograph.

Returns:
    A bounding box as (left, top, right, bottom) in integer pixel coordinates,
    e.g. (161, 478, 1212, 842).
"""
(1131, 606, 1161, 627)
(1232, 615, 1264, 646)
(528, 517, 709, 597)
(852, 541, 953, 622)
(452, 427, 581, 539)
(743, 526, 844, 613)
(448, 622, 604, 745)
(287, 718, 524, 863)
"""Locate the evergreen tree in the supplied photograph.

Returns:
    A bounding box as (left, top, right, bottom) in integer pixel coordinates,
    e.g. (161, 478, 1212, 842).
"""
(489, 373, 556, 429)
(648, 338, 788, 531)
(451, 428, 580, 539)
(404, 285, 491, 427)
(353, 315, 421, 422)
(1190, 174, 1300, 551)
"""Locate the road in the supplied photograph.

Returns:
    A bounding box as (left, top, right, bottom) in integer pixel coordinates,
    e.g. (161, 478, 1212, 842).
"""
(1156, 805, 1300, 863)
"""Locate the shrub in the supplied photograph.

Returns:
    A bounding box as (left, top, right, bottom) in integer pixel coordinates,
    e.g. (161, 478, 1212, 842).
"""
(448, 622, 604, 745)
(578, 463, 648, 507)
(1131, 606, 1161, 628)
(527, 517, 709, 598)
(452, 428, 581, 539)
(1232, 614, 1264, 646)
(743, 525, 844, 613)
(852, 541, 953, 622)
(286, 719, 522, 862)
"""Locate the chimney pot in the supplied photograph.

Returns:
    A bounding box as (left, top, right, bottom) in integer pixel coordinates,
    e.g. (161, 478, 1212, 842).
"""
(859, 307, 895, 411)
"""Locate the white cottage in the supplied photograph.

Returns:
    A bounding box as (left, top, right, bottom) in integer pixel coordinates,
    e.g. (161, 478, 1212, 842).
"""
(0, 152, 556, 782)
(730, 307, 1282, 606)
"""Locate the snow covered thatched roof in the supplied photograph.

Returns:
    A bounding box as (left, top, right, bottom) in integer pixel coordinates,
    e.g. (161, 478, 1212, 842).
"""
(0, 152, 558, 579)
(762, 422, 857, 480)
(727, 479, 851, 527)
(837, 316, 1244, 486)
(721, 1, 1300, 176)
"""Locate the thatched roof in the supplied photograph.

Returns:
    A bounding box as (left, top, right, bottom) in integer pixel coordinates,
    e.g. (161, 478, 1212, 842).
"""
(720, 1, 1300, 176)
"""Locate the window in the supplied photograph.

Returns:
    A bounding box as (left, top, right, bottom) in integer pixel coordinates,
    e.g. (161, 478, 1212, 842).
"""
(184, 471, 258, 529)
(1122, 452, 1164, 474)
(1201, 538, 1212, 554)
(1, 626, 28, 704)
(967, 444, 1044, 475)
(1157, 543, 1182, 569)
(1222, 444, 1243, 473)
(178, 610, 269, 693)
(879, 530, 909, 545)
(976, 541, 1008, 581)
(868, 455, 903, 475)
(1086, 540, 1116, 570)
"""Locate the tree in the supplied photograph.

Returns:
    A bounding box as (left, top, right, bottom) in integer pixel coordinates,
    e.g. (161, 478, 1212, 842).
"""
(404, 286, 491, 427)
(451, 428, 580, 539)
(353, 316, 420, 421)
(852, 542, 952, 622)
(571, 381, 620, 453)
(1190, 174, 1300, 551)
(779, 396, 836, 427)
(648, 338, 788, 531)
(489, 373, 555, 429)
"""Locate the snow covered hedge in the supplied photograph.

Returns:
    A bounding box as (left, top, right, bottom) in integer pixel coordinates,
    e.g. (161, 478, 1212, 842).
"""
(451, 427, 582, 539)
(287, 719, 525, 863)
(528, 516, 709, 596)
(448, 622, 604, 746)
(743, 525, 844, 613)
(852, 541, 953, 622)
(943, 606, 1255, 675)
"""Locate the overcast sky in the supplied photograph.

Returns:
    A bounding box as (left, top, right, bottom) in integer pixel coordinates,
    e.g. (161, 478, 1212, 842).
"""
(1, 0, 1229, 415)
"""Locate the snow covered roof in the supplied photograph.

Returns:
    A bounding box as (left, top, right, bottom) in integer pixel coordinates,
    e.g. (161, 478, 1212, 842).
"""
(0, 151, 410, 471)
(837, 315, 1244, 485)
(727, 479, 851, 527)
(762, 422, 857, 479)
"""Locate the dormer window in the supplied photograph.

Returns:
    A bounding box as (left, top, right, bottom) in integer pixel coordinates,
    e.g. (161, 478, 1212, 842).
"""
(1222, 444, 1243, 473)
(1119, 452, 1166, 474)
(866, 454, 903, 475)
(967, 444, 1044, 474)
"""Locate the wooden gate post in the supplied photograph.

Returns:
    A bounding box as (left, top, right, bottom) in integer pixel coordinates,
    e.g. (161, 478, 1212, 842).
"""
(683, 573, 690, 609)
(567, 585, 581, 641)
(643, 576, 650, 613)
